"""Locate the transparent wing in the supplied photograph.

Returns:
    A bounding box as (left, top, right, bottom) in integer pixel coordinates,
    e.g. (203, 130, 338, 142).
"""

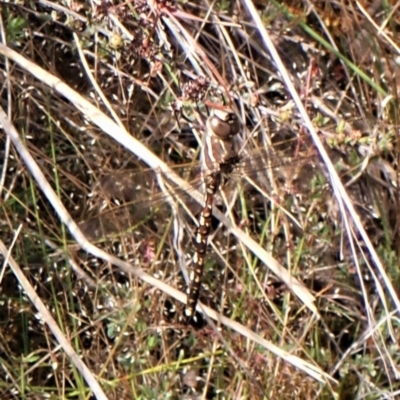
(78, 144, 317, 241)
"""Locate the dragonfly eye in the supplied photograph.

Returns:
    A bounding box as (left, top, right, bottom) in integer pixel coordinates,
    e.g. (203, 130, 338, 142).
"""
(208, 109, 240, 139)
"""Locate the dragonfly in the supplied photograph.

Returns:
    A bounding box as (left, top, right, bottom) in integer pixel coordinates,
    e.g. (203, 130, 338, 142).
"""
(79, 107, 316, 322)
(184, 107, 242, 321)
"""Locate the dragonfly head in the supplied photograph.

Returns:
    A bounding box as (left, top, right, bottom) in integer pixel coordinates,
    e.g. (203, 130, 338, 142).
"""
(207, 108, 241, 139)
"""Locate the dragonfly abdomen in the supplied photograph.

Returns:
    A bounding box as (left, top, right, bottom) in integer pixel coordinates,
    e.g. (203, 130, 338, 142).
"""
(184, 170, 221, 320)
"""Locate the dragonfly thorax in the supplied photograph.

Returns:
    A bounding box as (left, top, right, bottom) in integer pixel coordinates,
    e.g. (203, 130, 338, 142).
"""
(202, 108, 241, 173)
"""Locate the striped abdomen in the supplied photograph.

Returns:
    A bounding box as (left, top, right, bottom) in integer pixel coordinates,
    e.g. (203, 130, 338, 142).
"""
(184, 171, 221, 320)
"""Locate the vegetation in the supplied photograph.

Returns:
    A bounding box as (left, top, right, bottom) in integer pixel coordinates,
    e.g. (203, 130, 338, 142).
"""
(0, 0, 400, 398)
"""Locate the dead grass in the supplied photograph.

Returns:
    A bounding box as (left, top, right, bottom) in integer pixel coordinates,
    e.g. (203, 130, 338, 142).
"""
(1, 0, 400, 399)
